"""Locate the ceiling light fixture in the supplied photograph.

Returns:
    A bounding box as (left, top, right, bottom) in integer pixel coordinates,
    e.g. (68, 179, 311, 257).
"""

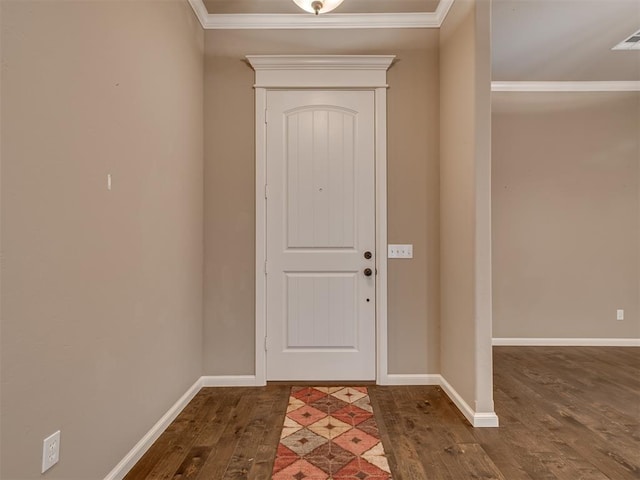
(293, 0, 345, 15)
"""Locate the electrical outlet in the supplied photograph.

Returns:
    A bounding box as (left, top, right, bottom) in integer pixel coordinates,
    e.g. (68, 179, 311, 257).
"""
(617, 309, 624, 321)
(388, 244, 413, 259)
(42, 430, 60, 473)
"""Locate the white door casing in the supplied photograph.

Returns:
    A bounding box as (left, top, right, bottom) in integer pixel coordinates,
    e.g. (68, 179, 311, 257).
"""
(266, 90, 376, 380)
(248, 55, 394, 384)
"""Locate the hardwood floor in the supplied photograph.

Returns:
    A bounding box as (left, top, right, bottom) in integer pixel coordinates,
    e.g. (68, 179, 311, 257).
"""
(124, 347, 640, 479)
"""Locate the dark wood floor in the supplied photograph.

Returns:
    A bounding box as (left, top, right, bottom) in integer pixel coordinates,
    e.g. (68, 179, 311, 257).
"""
(125, 347, 640, 479)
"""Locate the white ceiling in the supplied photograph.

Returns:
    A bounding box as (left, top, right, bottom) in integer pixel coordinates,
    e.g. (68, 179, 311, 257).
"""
(492, 0, 640, 81)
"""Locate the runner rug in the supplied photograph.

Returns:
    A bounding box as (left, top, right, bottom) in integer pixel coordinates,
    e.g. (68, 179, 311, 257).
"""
(272, 386, 393, 479)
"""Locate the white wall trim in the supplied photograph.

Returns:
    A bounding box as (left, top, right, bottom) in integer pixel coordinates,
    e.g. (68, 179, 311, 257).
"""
(103, 378, 203, 480)
(187, 0, 208, 28)
(435, 0, 455, 25)
(374, 85, 389, 386)
(493, 338, 640, 347)
(439, 376, 499, 428)
(188, 0, 455, 30)
(382, 374, 441, 386)
(247, 55, 395, 88)
(249, 55, 393, 386)
(255, 85, 268, 388)
(492, 81, 640, 92)
(246, 54, 397, 71)
(200, 375, 261, 386)
(381, 374, 499, 427)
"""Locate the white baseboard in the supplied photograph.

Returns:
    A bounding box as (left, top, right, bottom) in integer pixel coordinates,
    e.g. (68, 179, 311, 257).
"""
(381, 374, 441, 385)
(103, 377, 203, 480)
(493, 338, 640, 347)
(106, 371, 499, 479)
(439, 376, 499, 428)
(200, 375, 260, 387)
(381, 373, 499, 428)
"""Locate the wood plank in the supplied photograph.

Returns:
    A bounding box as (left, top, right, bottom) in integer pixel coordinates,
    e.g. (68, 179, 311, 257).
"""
(124, 347, 640, 480)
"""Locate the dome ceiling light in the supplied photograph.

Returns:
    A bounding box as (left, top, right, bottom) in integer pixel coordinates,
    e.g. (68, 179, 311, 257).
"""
(292, 0, 345, 15)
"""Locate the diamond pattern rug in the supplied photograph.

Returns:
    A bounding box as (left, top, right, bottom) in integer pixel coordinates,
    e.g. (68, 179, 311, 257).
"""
(272, 387, 392, 479)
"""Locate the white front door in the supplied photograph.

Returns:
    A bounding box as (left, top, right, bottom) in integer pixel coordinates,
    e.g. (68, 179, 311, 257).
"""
(265, 90, 376, 381)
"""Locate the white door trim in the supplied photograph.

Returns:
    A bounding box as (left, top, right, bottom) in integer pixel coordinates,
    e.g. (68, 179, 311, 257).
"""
(248, 55, 394, 385)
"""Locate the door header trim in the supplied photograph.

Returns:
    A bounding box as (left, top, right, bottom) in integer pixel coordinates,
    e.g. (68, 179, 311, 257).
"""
(247, 55, 395, 89)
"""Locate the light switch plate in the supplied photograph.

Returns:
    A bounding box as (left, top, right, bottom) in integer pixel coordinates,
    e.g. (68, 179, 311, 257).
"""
(388, 244, 413, 258)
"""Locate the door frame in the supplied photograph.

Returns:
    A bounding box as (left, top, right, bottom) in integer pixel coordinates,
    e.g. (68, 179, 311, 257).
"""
(247, 55, 395, 385)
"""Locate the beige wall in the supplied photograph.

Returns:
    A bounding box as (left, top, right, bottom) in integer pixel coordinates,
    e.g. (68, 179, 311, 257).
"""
(492, 92, 640, 339)
(1, 2, 204, 478)
(439, 0, 494, 413)
(203, 29, 441, 376)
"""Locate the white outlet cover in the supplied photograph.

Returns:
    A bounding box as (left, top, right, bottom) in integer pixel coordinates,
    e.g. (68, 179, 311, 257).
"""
(42, 430, 60, 473)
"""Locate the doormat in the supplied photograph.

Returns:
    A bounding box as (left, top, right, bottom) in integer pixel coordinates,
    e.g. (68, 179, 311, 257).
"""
(272, 386, 392, 479)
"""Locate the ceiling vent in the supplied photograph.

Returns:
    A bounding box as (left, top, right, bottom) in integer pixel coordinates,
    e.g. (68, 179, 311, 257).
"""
(613, 29, 640, 50)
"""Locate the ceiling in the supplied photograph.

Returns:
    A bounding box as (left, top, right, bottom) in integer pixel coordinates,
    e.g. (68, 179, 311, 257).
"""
(492, 0, 640, 81)
(200, 0, 640, 82)
(203, 0, 441, 14)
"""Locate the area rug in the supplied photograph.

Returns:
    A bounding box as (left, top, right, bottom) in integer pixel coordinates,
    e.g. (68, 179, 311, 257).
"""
(272, 386, 392, 479)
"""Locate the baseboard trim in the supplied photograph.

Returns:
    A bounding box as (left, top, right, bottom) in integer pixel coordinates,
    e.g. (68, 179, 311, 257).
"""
(103, 377, 203, 480)
(382, 374, 441, 385)
(200, 375, 260, 387)
(493, 338, 640, 347)
(382, 373, 499, 428)
(106, 370, 499, 478)
(439, 376, 499, 428)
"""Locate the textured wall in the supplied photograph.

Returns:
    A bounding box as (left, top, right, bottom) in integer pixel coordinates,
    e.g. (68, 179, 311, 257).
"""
(439, 0, 494, 414)
(203, 29, 441, 376)
(493, 92, 640, 339)
(1, 2, 204, 478)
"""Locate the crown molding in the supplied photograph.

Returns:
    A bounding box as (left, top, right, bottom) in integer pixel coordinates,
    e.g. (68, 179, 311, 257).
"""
(188, 0, 208, 28)
(188, 0, 455, 30)
(492, 81, 640, 92)
(435, 0, 455, 26)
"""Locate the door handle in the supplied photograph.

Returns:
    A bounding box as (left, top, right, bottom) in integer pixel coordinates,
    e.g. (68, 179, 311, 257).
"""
(364, 268, 373, 277)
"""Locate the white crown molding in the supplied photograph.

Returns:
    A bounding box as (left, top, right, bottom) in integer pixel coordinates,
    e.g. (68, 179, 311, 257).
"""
(188, 0, 455, 30)
(205, 12, 440, 29)
(435, 0, 455, 25)
(187, 0, 208, 28)
(493, 338, 640, 347)
(492, 81, 640, 92)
